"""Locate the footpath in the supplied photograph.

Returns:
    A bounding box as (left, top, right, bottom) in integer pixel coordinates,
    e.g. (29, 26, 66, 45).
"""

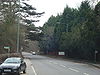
(90, 63, 100, 69)
(24, 58, 35, 75)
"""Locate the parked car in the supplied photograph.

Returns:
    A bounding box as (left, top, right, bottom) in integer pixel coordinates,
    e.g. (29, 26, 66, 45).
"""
(0, 57, 26, 75)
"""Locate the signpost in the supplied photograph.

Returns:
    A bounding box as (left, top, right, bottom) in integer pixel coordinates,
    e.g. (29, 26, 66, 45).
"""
(4, 46, 10, 57)
(4, 47, 10, 49)
(94, 50, 98, 63)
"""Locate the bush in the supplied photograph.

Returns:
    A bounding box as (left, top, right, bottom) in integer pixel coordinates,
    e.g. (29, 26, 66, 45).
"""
(0, 53, 23, 62)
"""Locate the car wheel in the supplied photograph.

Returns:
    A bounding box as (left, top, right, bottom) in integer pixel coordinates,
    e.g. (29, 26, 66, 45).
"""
(23, 70, 26, 74)
(16, 72, 20, 75)
(16, 68, 20, 75)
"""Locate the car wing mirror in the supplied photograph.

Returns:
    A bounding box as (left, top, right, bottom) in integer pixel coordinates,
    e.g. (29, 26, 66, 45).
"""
(21, 61, 25, 64)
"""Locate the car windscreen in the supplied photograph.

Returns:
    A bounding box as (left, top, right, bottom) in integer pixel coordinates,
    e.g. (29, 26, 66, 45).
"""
(4, 58, 21, 63)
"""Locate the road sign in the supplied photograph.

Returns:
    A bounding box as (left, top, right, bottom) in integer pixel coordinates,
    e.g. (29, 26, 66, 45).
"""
(4, 46, 10, 49)
(95, 50, 98, 54)
(4, 46, 10, 57)
(58, 52, 65, 56)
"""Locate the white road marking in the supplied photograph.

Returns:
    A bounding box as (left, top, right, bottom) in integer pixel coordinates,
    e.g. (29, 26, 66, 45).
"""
(48, 60, 90, 75)
(53, 62, 58, 64)
(49, 61, 58, 64)
(68, 68, 79, 72)
(60, 65, 66, 68)
(49, 61, 53, 63)
(83, 73, 89, 75)
(31, 66, 37, 75)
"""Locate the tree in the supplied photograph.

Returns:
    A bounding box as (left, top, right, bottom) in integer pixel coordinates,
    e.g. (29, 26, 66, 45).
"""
(20, 2, 45, 25)
(53, 6, 78, 52)
(0, 0, 19, 53)
(39, 0, 100, 61)
(94, 1, 100, 51)
(20, 1, 45, 42)
(0, 0, 44, 53)
(39, 15, 60, 54)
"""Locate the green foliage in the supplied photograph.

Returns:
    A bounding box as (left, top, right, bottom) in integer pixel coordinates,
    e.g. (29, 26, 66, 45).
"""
(94, 1, 100, 51)
(26, 25, 43, 41)
(0, 0, 44, 53)
(20, 1, 45, 42)
(0, 0, 19, 52)
(20, 2, 44, 25)
(40, 0, 100, 60)
(39, 15, 60, 53)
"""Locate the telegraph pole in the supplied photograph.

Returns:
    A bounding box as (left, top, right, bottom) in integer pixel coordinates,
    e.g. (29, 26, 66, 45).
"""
(17, 0, 20, 53)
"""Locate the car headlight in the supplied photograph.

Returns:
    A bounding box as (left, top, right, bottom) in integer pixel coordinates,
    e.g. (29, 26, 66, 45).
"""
(0, 69, 2, 72)
(13, 66, 19, 69)
(0, 66, 2, 71)
(13, 67, 19, 72)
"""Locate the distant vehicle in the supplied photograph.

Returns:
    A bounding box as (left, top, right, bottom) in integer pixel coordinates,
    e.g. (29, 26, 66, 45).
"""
(0, 57, 26, 75)
(32, 52, 36, 55)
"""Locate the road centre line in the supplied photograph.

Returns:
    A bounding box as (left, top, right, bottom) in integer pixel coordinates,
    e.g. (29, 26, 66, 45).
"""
(31, 66, 37, 75)
(83, 73, 89, 75)
(49, 61, 58, 64)
(49, 61, 66, 68)
(53, 62, 58, 64)
(49, 61, 79, 72)
(60, 65, 66, 67)
(48, 60, 90, 75)
(68, 68, 79, 72)
(48, 60, 82, 73)
(49, 61, 53, 62)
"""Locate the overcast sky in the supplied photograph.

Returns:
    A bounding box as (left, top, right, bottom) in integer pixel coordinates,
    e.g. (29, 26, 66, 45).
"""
(24, 0, 99, 27)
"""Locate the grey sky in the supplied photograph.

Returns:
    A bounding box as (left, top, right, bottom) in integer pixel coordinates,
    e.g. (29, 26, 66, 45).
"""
(25, 0, 99, 27)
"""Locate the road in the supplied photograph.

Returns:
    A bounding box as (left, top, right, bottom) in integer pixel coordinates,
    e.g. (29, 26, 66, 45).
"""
(22, 52, 100, 75)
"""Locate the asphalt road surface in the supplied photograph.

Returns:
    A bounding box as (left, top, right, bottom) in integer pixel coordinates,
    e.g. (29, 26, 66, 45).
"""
(22, 52, 100, 75)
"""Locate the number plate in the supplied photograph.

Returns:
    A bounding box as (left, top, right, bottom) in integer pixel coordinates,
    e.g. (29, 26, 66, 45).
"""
(4, 69, 11, 72)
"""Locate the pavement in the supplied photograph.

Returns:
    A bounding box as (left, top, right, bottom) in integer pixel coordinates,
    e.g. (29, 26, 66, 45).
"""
(90, 63, 100, 69)
(24, 58, 35, 75)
